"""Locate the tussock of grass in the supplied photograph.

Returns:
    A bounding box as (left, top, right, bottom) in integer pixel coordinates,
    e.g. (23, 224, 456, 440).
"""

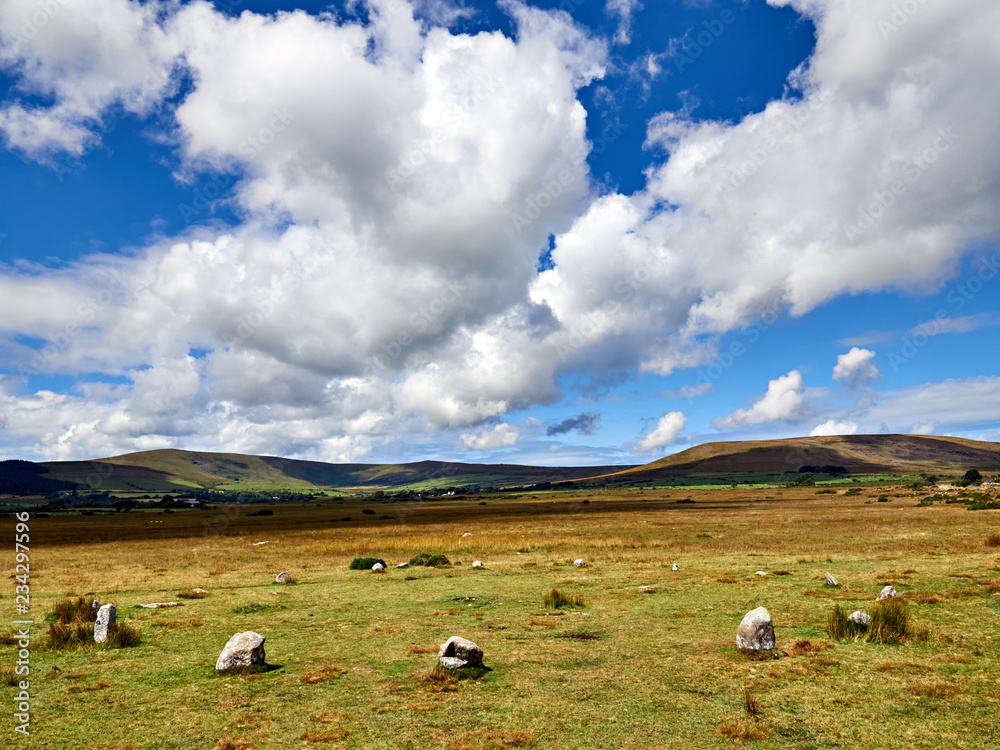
(419, 666, 460, 692)
(825, 604, 869, 642)
(105, 622, 142, 649)
(986, 533, 1000, 547)
(1, 666, 19, 686)
(789, 639, 822, 656)
(348, 556, 386, 570)
(907, 680, 958, 698)
(302, 728, 349, 742)
(543, 588, 584, 609)
(50, 597, 98, 625)
(743, 686, 761, 719)
(177, 590, 209, 599)
(46, 621, 94, 650)
(409, 553, 451, 567)
(214, 739, 253, 750)
(301, 665, 347, 684)
(868, 598, 911, 644)
(717, 720, 766, 741)
(409, 645, 436, 654)
(447, 730, 535, 749)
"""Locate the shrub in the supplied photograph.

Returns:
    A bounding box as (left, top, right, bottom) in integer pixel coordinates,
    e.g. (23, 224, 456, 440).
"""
(877, 496, 889, 503)
(843, 488, 862, 496)
(50, 597, 98, 625)
(247, 509, 273, 516)
(46, 621, 93, 650)
(105, 621, 141, 648)
(868, 598, 911, 644)
(825, 604, 868, 642)
(349, 557, 387, 570)
(409, 553, 450, 567)
(362, 508, 376, 515)
(543, 588, 585, 610)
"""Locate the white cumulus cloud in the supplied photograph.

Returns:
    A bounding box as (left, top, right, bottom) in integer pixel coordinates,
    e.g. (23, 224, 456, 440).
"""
(714, 370, 812, 430)
(810, 419, 859, 437)
(832, 347, 882, 388)
(634, 411, 686, 453)
(459, 423, 520, 451)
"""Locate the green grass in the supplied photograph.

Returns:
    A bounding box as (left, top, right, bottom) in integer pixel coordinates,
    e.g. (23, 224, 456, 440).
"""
(410, 553, 451, 567)
(7, 486, 1000, 748)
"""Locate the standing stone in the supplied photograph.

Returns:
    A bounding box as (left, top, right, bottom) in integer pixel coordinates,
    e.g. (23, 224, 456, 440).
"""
(215, 631, 266, 670)
(736, 607, 776, 650)
(825, 572, 839, 587)
(472, 561, 483, 568)
(672, 563, 678, 571)
(91, 600, 102, 610)
(94, 604, 116, 643)
(275, 572, 290, 583)
(372, 563, 385, 572)
(848, 611, 871, 626)
(876, 585, 898, 601)
(438, 636, 483, 669)
(574, 559, 586, 567)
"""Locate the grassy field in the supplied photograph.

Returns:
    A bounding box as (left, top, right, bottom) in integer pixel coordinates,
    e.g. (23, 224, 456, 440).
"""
(3, 485, 1000, 749)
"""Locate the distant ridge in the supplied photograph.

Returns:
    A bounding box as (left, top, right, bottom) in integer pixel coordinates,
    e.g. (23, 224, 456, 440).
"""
(18, 434, 1000, 494)
(592, 434, 1000, 483)
(38, 449, 635, 492)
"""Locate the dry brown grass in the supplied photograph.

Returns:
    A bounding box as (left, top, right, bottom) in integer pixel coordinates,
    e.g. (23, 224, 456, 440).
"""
(214, 740, 254, 750)
(229, 711, 272, 730)
(717, 720, 766, 741)
(789, 639, 822, 656)
(446, 730, 535, 750)
(909, 591, 945, 604)
(301, 728, 349, 743)
(907, 680, 959, 698)
(409, 645, 437, 654)
(418, 666, 460, 693)
(301, 665, 348, 684)
(67, 681, 110, 693)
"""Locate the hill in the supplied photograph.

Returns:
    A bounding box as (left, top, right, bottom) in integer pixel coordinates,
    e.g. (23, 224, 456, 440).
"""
(595, 434, 1000, 483)
(37, 449, 634, 493)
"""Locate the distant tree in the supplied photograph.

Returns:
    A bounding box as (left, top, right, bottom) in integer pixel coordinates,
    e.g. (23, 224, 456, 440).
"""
(963, 469, 982, 484)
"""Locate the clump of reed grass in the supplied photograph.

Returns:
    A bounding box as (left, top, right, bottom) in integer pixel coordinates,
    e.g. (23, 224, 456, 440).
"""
(543, 588, 584, 610)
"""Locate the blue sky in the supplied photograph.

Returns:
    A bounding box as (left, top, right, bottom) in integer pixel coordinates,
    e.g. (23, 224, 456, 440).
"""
(0, 0, 998, 465)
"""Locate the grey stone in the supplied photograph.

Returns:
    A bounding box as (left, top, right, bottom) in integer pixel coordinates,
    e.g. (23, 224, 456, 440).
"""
(396, 562, 409, 568)
(372, 563, 385, 572)
(94, 604, 116, 643)
(472, 561, 483, 568)
(876, 585, 898, 601)
(193, 588, 209, 594)
(438, 636, 483, 670)
(574, 559, 586, 567)
(462, 532, 473, 537)
(736, 606, 776, 651)
(275, 572, 290, 583)
(825, 572, 839, 587)
(672, 563, 678, 571)
(216, 631, 266, 670)
(91, 600, 102, 610)
(138, 602, 179, 608)
(755, 571, 768, 576)
(848, 611, 871, 626)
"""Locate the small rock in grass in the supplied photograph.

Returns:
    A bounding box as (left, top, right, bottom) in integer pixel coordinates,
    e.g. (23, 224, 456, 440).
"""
(462, 532, 472, 537)
(193, 588, 208, 594)
(138, 602, 179, 608)
(876, 585, 898, 601)
(672, 563, 678, 571)
(216, 631, 266, 670)
(736, 607, 775, 651)
(472, 561, 483, 568)
(825, 572, 839, 587)
(755, 571, 768, 577)
(372, 563, 385, 572)
(275, 572, 290, 583)
(849, 611, 871, 626)
(438, 636, 483, 670)
(94, 604, 116, 643)
(397, 562, 409, 568)
(574, 559, 586, 567)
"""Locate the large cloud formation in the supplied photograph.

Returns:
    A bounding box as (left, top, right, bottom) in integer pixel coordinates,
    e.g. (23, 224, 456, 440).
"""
(0, 0, 998, 460)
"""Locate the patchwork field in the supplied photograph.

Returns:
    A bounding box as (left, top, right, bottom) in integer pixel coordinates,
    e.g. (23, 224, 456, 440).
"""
(4, 486, 1000, 749)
